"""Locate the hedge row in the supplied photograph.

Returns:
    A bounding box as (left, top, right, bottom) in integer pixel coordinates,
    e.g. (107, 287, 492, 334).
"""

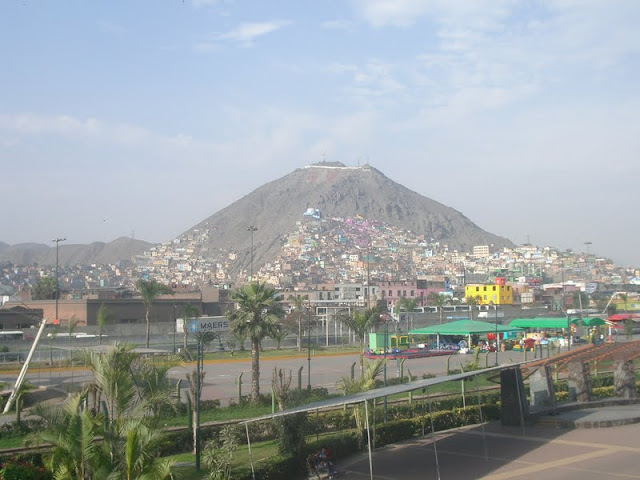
(231, 404, 500, 480)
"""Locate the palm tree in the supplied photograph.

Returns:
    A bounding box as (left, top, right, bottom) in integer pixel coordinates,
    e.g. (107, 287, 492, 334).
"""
(33, 392, 110, 480)
(113, 419, 175, 480)
(136, 279, 173, 349)
(396, 297, 417, 331)
(96, 303, 113, 346)
(227, 282, 284, 402)
(465, 295, 482, 321)
(341, 306, 379, 374)
(336, 357, 385, 435)
(35, 345, 180, 479)
(288, 294, 307, 351)
(271, 324, 289, 350)
(428, 292, 450, 324)
(182, 303, 201, 353)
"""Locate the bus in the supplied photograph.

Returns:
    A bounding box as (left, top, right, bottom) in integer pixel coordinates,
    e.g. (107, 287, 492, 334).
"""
(0, 331, 24, 341)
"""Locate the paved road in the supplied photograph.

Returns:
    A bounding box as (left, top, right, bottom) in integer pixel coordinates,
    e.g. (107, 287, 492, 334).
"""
(337, 419, 640, 479)
(0, 348, 535, 405)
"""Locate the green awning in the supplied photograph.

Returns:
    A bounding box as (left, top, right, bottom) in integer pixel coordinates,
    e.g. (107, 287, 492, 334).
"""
(582, 317, 606, 326)
(409, 319, 522, 336)
(509, 317, 579, 329)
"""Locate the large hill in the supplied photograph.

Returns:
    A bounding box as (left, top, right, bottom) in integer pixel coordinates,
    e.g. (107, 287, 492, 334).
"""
(186, 163, 513, 273)
(0, 237, 152, 267)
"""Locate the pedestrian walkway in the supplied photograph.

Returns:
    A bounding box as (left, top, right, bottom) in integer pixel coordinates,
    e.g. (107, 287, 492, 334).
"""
(337, 404, 640, 480)
(532, 399, 640, 429)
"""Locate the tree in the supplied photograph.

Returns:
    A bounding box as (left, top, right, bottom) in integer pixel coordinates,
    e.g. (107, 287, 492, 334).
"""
(465, 295, 481, 320)
(33, 392, 110, 480)
(31, 276, 57, 300)
(34, 344, 180, 479)
(271, 324, 289, 350)
(428, 292, 450, 324)
(396, 297, 417, 331)
(341, 306, 379, 374)
(136, 279, 173, 349)
(287, 295, 307, 351)
(228, 282, 284, 402)
(182, 303, 201, 354)
(336, 357, 385, 440)
(96, 303, 113, 346)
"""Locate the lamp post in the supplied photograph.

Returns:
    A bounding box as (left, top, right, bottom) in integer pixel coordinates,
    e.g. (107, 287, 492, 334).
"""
(247, 226, 258, 282)
(383, 316, 389, 422)
(307, 301, 312, 391)
(52, 237, 66, 325)
(195, 337, 202, 471)
(494, 302, 499, 365)
(172, 304, 177, 354)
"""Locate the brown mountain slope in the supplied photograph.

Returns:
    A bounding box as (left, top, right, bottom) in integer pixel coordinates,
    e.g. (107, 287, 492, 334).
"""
(187, 163, 512, 272)
(0, 237, 152, 267)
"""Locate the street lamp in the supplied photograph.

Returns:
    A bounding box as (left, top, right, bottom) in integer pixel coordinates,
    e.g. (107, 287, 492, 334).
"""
(247, 226, 258, 282)
(194, 331, 215, 472)
(52, 237, 66, 325)
(307, 301, 312, 391)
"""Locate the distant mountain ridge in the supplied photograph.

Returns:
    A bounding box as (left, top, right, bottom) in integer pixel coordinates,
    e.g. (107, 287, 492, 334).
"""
(185, 163, 513, 273)
(0, 237, 152, 267)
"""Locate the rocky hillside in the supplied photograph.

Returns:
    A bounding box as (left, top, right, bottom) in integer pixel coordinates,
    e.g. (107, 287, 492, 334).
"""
(185, 163, 513, 272)
(0, 237, 152, 266)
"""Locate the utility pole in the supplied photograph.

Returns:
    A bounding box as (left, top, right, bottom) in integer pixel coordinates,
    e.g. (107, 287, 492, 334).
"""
(247, 226, 258, 282)
(52, 237, 66, 325)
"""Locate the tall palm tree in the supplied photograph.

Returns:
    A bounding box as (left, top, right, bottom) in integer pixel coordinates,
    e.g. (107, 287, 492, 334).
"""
(96, 303, 113, 346)
(182, 303, 201, 353)
(428, 292, 450, 324)
(341, 306, 379, 374)
(396, 297, 417, 331)
(288, 294, 306, 351)
(465, 295, 482, 321)
(227, 282, 284, 402)
(136, 279, 173, 349)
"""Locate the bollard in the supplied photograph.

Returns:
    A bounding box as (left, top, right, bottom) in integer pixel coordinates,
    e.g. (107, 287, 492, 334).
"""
(176, 379, 182, 402)
(485, 352, 490, 368)
(524, 348, 528, 362)
(400, 359, 406, 381)
(237, 372, 243, 404)
(446, 355, 452, 375)
(351, 362, 356, 380)
(298, 366, 303, 391)
(271, 386, 276, 414)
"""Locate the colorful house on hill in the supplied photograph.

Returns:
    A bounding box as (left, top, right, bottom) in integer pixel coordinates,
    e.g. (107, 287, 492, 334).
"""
(465, 279, 513, 305)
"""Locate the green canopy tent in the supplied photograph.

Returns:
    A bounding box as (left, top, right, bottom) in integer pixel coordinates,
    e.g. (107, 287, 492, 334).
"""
(409, 319, 522, 351)
(509, 317, 581, 329)
(582, 317, 606, 327)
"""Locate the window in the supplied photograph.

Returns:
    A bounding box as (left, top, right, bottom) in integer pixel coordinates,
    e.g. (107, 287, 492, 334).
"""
(389, 290, 392, 297)
(397, 290, 401, 297)
(403, 290, 406, 297)
(410, 290, 414, 296)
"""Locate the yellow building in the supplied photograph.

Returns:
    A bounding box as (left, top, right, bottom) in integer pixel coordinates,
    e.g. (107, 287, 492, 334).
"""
(465, 284, 513, 305)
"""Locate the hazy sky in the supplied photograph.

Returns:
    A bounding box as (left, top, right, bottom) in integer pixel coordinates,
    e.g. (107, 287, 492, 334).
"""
(2, 1, 639, 267)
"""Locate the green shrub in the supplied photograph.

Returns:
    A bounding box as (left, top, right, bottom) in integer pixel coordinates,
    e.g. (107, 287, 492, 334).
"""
(0, 460, 52, 480)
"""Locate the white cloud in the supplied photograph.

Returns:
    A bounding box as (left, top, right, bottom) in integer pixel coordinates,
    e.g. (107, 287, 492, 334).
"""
(349, 0, 515, 28)
(215, 21, 290, 47)
(321, 19, 357, 31)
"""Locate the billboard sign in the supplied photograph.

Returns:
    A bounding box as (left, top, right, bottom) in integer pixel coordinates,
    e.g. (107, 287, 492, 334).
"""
(176, 316, 229, 334)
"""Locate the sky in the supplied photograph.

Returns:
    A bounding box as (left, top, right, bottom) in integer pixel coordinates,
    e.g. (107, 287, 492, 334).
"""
(1, 1, 639, 267)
